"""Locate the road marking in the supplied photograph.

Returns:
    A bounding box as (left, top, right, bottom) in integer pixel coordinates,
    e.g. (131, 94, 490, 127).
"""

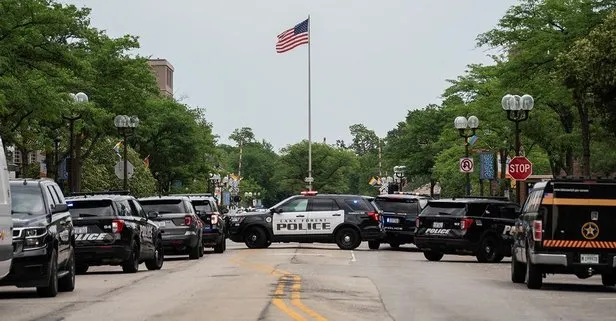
(267, 253, 330, 257)
(290, 275, 328, 321)
(351, 250, 356, 262)
(597, 297, 616, 300)
(272, 277, 308, 321)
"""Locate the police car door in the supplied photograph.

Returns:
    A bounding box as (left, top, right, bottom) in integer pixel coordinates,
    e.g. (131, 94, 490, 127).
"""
(305, 198, 344, 236)
(272, 197, 309, 238)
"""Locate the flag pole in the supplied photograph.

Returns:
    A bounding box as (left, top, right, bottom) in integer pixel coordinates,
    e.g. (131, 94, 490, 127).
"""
(307, 14, 313, 191)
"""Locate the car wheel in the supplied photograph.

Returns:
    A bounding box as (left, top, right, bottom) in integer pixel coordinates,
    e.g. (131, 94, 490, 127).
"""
(122, 240, 140, 273)
(602, 274, 616, 286)
(244, 227, 268, 249)
(145, 238, 164, 271)
(199, 242, 205, 257)
(476, 236, 503, 263)
(525, 248, 543, 289)
(423, 251, 444, 262)
(368, 241, 380, 250)
(214, 237, 226, 253)
(189, 242, 201, 260)
(76, 264, 89, 275)
(58, 249, 76, 292)
(335, 227, 360, 250)
(511, 248, 526, 284)
(37, 248, 58, 297)
(389, 242, 400, 249)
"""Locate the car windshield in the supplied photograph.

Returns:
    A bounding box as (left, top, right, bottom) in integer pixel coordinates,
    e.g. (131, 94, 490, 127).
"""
(420, 202, 467, 217)
(67, 200, 114, 218)
(375, 198, 419, 214)
(140, 199, 186, 214)
(11, 185, 46, 216)
(192, 200, 214, 213)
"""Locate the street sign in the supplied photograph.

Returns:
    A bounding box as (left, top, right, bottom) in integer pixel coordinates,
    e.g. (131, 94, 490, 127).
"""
(459, 157, 474, 173)
(508, 156, 533, 181)
(114, 161, 134, 179)
(304, 177, 314, 183)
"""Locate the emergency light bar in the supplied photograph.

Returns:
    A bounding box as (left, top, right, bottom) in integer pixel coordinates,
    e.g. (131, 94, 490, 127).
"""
(300, 191, 318, 196)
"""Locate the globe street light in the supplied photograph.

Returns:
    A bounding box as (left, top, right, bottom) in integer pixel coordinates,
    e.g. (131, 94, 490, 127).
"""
(454, 115, 479, 196)
(114, 115, 140, 191)
(501, 94, 534, 204)
(64, 92, 88, 194)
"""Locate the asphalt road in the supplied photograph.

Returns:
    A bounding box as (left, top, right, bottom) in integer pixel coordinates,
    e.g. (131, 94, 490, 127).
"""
(1, 241, 615, 321)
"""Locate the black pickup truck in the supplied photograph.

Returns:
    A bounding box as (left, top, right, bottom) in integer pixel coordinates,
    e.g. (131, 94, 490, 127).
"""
(66, 192, 164, 274)
(0, 179, 75, 297)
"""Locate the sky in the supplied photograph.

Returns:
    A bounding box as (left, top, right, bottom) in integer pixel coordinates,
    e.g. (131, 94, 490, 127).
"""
(62, 0, 518, 151)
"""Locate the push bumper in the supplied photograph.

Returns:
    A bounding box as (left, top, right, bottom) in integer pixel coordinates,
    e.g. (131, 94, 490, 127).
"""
(75, 244, 132, 265)
(0, 248, 50, 288)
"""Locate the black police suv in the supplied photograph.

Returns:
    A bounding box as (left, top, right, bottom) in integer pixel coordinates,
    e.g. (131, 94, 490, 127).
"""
(177, 194, 227, 253)
(227, 192, 384, 250)
(138, 196, 204, 259)
(414, 197, 519, 263)
(369, 193, 431, 249)
(66, 192, 164, 274)
(511, 179, 616, 289)
(0, 179, 75, 297)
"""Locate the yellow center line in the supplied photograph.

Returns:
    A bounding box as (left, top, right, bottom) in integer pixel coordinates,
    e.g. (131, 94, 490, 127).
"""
(290, 275, 328, 321)
(272, 278, 308, 321)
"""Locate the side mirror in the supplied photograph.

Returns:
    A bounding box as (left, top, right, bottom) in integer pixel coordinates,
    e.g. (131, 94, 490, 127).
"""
(147, 211, 159, 219)
(271, 208, 282, 214)
(52, 204, 69, 214)
(222, 208, 229, 214)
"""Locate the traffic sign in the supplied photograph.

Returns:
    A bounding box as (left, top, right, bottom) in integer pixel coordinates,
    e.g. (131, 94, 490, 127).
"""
(304, 177, 314, 183)
(114, 161, 134, 179)
(508, 156, 533, 181)
(459, 157, 474, 173)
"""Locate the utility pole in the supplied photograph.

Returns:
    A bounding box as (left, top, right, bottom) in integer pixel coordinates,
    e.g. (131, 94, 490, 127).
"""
(378, 138, 382, 177)
(238, 140, 243, 178)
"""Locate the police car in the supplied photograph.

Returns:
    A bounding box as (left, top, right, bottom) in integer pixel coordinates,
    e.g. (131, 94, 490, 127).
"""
(227, 191, 384, 250)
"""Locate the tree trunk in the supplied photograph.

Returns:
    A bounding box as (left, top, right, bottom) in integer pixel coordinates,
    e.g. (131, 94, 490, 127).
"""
(499, 148, 507, 196)
(577, 94, 591, 177)
(73, 134, 83, 193)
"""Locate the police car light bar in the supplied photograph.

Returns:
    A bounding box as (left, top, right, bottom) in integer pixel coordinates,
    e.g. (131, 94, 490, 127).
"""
(300, 191, 318, 196)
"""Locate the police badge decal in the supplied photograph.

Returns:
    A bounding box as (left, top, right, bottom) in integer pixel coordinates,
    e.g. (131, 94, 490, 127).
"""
(265, 217, 272, 223)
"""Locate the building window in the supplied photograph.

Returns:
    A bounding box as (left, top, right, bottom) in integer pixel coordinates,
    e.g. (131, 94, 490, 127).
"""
(29, 152, 37, 164)
(166, 68, 173, 89)
(14, 150, 22, 164)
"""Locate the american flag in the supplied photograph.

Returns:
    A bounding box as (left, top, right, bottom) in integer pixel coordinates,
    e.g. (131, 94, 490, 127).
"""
(276, 18, 309, 53)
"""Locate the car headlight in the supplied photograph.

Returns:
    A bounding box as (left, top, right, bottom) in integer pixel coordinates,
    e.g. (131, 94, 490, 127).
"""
(23, 228, 48, 250)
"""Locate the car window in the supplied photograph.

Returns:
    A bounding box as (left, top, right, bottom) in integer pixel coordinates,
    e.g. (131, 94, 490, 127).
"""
(374, 198, 419, 214)
(192, 200, 214, 213)
(420, 202, 466, 216)
(280, 198, 308, 212)
(46, 186, 59, 205)
(343, 198, 372, 212)
(67, 200, 115, 218)
(140, 199, 187, 214)
(309, 198, 338, 211)
(118, 200, 133, 216)
(10, 185, 46, 216)
(128, 200, 146, 218)
(499, 205, 520, 219)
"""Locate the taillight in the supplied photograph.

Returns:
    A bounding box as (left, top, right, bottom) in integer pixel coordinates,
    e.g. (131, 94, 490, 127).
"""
(112, 220, 125, 233)
(460, 218, 474, 230)
(532, 220, 542, 241)
(415, 218, 420, 228)
(211, 214, 219, 225)
(367, 211, 380, 222)
(184, 215, 193, 226)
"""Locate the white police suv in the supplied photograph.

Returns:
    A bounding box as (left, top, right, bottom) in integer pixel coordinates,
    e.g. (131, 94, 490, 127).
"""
(226, 192, 384, 250)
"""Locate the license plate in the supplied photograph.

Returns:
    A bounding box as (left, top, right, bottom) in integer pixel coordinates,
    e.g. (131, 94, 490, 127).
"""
(386, 217, 400, 224)
(157, 221, 166, 227)
(74, 226, 88, 234)
(432, 222, 443, 228)
(580, 254, 599, 264)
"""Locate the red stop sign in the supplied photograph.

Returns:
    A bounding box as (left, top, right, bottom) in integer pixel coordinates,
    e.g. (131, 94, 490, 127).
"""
(508, 156, 533, 181)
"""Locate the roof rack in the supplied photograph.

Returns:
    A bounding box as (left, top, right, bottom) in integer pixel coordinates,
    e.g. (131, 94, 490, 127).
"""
(70, 190, 130, 197)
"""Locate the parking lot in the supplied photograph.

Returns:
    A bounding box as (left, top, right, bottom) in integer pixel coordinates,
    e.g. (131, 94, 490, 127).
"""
(1, 241, 615, 321)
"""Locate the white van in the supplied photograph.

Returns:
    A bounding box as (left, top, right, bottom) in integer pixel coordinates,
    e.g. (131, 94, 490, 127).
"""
(0, 139, 12, 280)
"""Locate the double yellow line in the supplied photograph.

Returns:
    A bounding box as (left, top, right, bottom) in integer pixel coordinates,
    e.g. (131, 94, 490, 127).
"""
(230, 250, 327, 321)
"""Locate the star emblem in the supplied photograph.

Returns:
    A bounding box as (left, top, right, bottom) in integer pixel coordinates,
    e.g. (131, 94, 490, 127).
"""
(581, 222, 600, 240)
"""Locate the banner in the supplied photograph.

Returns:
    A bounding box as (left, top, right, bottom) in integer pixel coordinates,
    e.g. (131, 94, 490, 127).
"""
(480, 152, 495, 180)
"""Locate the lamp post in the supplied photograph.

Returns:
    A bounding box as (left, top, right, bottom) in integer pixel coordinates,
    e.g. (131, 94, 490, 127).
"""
(393, 166, 406, 191)
(64, 92, 88, 193)
(53, 130, 61, 183)
(113, 115, 140, 191)
(454, 115, 479, 196)
(501, 94, 534, 204)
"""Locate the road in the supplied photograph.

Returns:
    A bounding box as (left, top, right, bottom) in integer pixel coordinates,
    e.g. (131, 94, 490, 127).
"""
(1, 241, 615, 321)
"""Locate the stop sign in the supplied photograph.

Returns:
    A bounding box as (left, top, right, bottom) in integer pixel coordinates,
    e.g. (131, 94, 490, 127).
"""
(508, 156, 533, 181)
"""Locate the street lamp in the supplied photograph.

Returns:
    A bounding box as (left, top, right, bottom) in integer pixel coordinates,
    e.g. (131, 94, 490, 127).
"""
(454, 115, 479, 196)
(501, 94, 534, 204)
(64, 92, 88, 194)
(209, 173, 221, 194)
(114, 115, 140, 191)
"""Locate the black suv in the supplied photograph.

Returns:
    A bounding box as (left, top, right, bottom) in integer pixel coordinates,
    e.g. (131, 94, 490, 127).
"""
(511, 179, 616, 289)
(176, 194, 228, 254)
(66, 192, 164, 274)
(369, 194, 431, 249)
(0, 179, 75, 297)
(227, 192, 384, 250)
(414, 197, 519, 263)
(138, 196, 203, 259)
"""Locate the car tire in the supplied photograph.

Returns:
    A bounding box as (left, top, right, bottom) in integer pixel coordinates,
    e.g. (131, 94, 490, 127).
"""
(476, 235, 503, 263)
(602, 274, 616, 286)
(214, 237, 226, 253)
(511, 248, 526, 284)
(145, 238, 164, 271)
(525, 248, 542, 289)
(122, 240, 140, 273)
(389, 242, 400, 249)
(76, 264, 89, 275)
(37, 248, 59, 298)
(335, 227, 360, 250)
(199, 242, 205, 257)
(244, 227, 268, 249)
(58, 249, 76, 292)
(423, 251, 444, 262)
(368, 241, 380, 250)
(189, 242, 201, 260)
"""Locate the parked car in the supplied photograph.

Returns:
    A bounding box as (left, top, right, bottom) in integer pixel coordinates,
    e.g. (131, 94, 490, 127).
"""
(174, 194, 227, 253)
(0, 138, 12, 281)
(0, 179, 75, 297)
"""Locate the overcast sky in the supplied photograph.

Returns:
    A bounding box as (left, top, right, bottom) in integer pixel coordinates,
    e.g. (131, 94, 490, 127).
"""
(63, 0, 517, 151)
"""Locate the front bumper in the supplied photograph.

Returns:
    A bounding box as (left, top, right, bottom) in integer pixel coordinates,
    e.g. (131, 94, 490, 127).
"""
(414, 236, 475, 254)
(0, 247, 50, 288)
(75, 244, 132, 265)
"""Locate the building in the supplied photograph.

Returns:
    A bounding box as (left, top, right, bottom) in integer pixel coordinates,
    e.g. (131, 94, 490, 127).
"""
(147, 59, 174, 97)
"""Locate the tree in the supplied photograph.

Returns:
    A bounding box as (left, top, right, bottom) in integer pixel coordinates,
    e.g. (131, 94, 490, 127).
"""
(229, 127, 256, 145)
(348, 124, 379, 156)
